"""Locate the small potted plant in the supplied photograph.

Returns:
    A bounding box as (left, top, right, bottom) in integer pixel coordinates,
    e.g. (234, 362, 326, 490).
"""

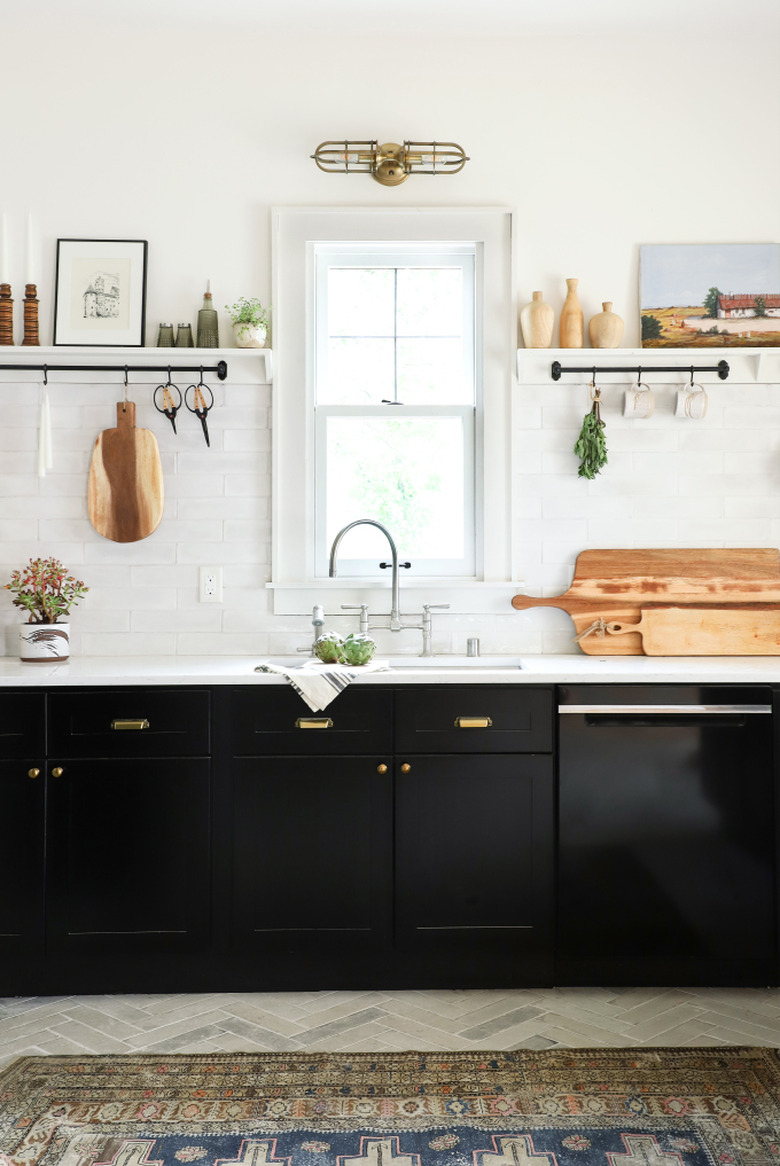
(225, 296, 271, 348)
(5, 557, 89, 662)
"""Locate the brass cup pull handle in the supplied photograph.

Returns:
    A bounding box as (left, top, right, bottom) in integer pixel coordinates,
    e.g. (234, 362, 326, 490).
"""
(295, 717, 334, 729)
(51, 767, 64, 778)
(28, 767, 40, 779)
(455, 716, 493, 729)
(111, 718, 150, 731)
(377, 763, 388, 774)
(400, 762, 411, 773)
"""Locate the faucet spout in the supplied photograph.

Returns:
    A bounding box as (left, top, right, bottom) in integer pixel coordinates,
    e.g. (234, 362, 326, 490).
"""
(329, 519, 402, 627)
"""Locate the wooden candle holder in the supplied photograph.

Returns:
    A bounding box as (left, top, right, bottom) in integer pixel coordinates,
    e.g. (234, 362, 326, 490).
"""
(0, 283, 13, 346)
(22, 283, 40, 346)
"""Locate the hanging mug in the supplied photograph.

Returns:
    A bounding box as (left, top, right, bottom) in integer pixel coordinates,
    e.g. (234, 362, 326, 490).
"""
(623, 380, 654, 419)
(676, 381, 708, 420)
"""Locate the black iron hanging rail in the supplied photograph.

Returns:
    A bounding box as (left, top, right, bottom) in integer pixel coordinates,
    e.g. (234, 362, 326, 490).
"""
(551, 359, 729, 381)
(0, 359, 228, 380)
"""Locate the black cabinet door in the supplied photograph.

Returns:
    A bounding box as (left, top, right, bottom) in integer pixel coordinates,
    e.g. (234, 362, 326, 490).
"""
(225, 755, 392, 985)
(0, 758, 45, 983)
(394, 754, 554, 986)
(45, 757, 211, 989)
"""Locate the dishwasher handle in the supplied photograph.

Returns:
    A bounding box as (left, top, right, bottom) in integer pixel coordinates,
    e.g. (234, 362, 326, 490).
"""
(558, 704, 772, 715)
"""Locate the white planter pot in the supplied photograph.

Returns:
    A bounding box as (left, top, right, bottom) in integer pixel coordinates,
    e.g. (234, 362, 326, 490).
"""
(19, 621, 70, 662)
(232, 321, 267, 348)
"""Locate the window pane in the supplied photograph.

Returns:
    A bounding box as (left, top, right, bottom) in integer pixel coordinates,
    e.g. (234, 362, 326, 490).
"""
(321, 338, 395, 403)
(328, 268, 394, 336)
(396, 268, 463, 337)
(326, 416, 467, 560)
(397, 338, 471, 404)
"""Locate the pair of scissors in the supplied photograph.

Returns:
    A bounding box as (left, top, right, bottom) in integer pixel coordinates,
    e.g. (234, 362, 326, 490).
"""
(185, 375, 214, 447)
(153, 371, 183, 435)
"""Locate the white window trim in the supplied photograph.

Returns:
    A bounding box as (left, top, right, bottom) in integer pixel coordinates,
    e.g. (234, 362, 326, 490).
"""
(270, 207, 516, 617)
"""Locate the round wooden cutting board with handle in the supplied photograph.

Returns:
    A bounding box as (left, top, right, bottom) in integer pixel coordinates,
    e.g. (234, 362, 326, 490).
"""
(88, 401, 164, 542)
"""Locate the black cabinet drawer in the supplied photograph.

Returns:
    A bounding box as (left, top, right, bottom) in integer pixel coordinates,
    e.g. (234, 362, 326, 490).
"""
(395, 686, 553, 753)
(0, 691, 45, 758)
(217, 687, 393, 756)
(48, 688, 210, 757)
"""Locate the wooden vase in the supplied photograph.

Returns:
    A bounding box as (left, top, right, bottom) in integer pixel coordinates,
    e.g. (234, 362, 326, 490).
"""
(520, 291, 554, 348)
(589, 301, 624, 348)
(559, 278, 584, 348)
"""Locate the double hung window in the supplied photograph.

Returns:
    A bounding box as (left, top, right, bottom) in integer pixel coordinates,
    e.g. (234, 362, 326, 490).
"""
(270, 209, 513, 614)
(314, 244, 477, 577)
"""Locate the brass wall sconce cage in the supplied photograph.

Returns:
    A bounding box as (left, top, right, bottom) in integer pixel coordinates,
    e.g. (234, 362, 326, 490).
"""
(311, 140, 469, 186)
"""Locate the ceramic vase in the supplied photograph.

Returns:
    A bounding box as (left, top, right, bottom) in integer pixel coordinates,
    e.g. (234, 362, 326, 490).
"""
(232, 321, 267, 349)
(560, 278, 584, 347)
(520, 291, 554, 348)
(589, 301, 624, 348)
(19, 621, 70, 662)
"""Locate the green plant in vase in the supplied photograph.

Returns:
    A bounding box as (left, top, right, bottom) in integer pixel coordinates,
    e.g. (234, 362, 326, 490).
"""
(225, 297, 271, 348)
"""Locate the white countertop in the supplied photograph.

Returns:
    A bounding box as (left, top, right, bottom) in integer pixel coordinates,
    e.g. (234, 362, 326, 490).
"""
(1, 654, 780, 686)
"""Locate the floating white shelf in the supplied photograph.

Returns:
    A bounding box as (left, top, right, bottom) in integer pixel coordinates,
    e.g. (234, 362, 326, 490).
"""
(516, 346, 780, 386)
(0, 345, 273, 385)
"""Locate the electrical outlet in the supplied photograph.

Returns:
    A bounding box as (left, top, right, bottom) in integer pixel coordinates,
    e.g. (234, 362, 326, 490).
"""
(199, 566, 223, 603)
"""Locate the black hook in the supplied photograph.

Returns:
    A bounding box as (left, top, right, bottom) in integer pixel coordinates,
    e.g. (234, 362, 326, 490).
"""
(123, 365, 129, 387)
(42, 364, 48, 386)
(690, 366, 695, 385)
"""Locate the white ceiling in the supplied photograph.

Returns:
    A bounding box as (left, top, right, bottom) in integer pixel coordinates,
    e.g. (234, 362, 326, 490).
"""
(10, 0, 780, 36)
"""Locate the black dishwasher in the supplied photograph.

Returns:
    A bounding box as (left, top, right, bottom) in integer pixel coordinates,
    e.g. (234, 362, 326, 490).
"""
(557, 685, 777, 986)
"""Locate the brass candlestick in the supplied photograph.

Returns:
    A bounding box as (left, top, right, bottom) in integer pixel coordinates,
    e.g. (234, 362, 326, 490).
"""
(0, 283, 13, 345)
(22, 283, 40, 346)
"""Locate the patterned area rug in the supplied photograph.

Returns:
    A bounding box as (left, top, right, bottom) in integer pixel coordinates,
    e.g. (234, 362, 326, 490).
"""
(1, 1049, 779, 1166)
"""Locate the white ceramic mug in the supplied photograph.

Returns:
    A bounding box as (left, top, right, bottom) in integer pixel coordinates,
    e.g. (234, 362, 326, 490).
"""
(676, 383, 708, 420)
(623, 382, 654, 419)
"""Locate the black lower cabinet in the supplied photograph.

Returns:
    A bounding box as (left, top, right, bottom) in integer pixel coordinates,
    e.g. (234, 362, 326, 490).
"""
(395, 754, 554, 986)
(45, 757, 212, 991)
(223, 756, 392, 986)
(0, 757, 46, 976)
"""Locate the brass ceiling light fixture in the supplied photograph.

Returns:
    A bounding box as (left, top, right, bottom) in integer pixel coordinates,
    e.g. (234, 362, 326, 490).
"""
(311, 140, 469, 186)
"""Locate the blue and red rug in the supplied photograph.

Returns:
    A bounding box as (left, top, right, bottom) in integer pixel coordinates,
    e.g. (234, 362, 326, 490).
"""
(1, 1049, 778, 1166)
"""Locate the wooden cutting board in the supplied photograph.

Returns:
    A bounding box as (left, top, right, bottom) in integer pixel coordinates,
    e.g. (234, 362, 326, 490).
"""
(88, 402, 164, 543)
(606, 605, 780, 655)
(512, 548, 780, 655)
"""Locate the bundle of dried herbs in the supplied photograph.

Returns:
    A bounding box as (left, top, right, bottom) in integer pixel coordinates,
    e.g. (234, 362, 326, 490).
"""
(574, 390, 608, 479)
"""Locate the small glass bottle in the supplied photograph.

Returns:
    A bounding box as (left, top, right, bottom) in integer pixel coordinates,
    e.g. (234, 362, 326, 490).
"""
(175, 322, 194, 347)
(196, 284, 219, 348)
(157, 322, 175, 347)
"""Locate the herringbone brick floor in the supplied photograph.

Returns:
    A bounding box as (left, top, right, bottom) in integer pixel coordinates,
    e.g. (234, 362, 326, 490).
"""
(2, 987, 780, 1066)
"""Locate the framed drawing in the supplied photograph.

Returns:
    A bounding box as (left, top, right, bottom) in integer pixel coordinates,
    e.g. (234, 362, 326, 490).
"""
(53, 238, 148, 346)
(640, 243, 780, 348)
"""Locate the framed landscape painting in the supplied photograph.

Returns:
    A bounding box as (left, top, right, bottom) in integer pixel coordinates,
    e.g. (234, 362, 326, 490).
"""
(640, 242, 780, 347)
(53, 238, 148, 346)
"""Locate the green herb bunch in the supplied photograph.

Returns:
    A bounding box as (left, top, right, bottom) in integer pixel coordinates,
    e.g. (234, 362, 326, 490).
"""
(573, 393, 608, 479)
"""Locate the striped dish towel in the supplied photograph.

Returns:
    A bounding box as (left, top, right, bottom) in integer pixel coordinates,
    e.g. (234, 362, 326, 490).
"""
(254, 659, 390, 711)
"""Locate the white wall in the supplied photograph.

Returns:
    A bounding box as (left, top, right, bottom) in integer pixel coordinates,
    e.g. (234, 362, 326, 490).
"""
(1, 24, 779, 656)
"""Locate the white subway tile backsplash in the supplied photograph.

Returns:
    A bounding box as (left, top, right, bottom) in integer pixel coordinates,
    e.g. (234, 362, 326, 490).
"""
(1, 375, 779, 658)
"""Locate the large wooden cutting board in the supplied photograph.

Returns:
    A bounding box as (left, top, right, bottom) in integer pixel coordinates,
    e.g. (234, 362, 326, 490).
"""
(88, 402, 164, 543)
(606, 606, 780, 655)
(512, 548, 780, 654)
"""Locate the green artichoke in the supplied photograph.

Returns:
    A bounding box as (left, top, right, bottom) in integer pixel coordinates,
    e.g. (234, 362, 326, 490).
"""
(314, 632, 345, 663)
(340, 633, 376, 666)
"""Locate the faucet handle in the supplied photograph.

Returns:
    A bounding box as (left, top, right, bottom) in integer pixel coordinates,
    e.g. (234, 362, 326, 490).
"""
(380, 561, 411, 569)
(340, 603, 369, 612)
(423, 603, 451, 612)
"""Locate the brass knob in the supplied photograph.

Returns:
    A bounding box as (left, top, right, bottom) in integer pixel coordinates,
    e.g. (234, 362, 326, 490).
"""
(377, 763, 388, 774)
(51, 767, 64, 778)
(400, 763, 411, 773)
(28, 767, 40, 779)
